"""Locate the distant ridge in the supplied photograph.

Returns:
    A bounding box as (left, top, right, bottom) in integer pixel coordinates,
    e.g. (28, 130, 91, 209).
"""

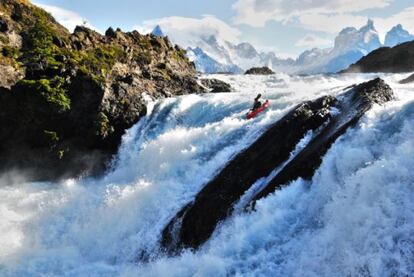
(344, 40, 414, 73)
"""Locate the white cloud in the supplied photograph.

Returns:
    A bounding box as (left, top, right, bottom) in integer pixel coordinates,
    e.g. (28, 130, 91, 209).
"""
(297, 13, 367, 34)
(374, 7, 414, 41)
(297, 7, 414, 42)
(253, 45, 296, 58)
(233, 0, 393, 27)
(134, 15, 241, 47)
(34, 3, 98, 33)
(232, 0, 414, 46)
(295, 34, 332, 48)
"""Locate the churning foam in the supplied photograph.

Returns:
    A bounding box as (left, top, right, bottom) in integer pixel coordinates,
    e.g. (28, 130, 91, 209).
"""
(0, 73, 413, 276)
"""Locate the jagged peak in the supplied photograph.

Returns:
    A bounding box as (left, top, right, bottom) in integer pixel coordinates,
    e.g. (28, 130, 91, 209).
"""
(359, 19, 377, 32)
(74, 25, 97, 34)
(388, 24, 410, 34)
(384, 23, 414, 47)
(339, 27, 358, 35)
(394, 24, 403, 30)
(236, 42, 255, 49)
(151, 25, 164, 37)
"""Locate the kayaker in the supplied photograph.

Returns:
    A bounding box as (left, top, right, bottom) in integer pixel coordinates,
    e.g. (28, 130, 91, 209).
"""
(252, 94, 262, 110)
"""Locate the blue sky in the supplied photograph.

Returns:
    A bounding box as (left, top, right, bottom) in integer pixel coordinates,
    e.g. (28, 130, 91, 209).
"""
(34, 0, 414, 57)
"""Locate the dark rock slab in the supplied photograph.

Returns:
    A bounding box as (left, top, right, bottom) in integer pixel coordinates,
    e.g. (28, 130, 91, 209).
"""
(162, 96, 337, 251)
(251, 78, 394, 202)
(161, 78, 394, 252)
(399, 73, 414, 84)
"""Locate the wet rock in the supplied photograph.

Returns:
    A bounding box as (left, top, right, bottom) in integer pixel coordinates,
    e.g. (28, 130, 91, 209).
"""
(251, 78, 394, 202)
(161, 78, 394, 252)
(399, 73, 414, 84)
(200, 78, 232, 93)
(245, 66, 274, 75)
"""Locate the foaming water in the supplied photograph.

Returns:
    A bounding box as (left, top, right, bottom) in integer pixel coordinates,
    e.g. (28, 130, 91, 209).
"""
(0, 73, 413, 276)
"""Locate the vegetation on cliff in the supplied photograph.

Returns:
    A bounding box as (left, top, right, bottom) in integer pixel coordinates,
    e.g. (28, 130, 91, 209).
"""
(0, 0, 203, 180)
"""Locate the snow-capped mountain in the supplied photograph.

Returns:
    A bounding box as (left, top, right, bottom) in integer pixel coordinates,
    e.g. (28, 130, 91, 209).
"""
(151, 25, 164, 37)
(333, 20, 381, 55)
(185, 35, 292, 74)
(384, 24, 414, 47)
(186, 47, 243, 74)
(294, 19, 382, 74)
(149, 25, 291, 74)
(295, 48, 329, 66)
(159, 20, 382, 74)
(149, 20, 411, 75)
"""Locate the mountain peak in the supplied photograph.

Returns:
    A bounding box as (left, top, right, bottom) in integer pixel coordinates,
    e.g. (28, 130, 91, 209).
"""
(385, 24, 414, 47)
(360, 19, 376, 32)
(389, 24, 409, 34)
(339, 27, 358, 35)
(394, 24, 403, 30)
(151, 25, 164, 37)
(334, 20, 380, 51)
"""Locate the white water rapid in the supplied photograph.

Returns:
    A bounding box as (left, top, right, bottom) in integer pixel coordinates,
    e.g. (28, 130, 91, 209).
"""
(1, 73, 413, 276)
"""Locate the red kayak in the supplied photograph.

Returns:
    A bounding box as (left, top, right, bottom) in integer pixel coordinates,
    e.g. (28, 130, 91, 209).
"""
(246, 100, 269, 119)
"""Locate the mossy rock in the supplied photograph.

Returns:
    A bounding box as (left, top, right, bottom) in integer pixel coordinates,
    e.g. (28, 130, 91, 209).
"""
(2, 45, 19, 58)
(135, 50, 152, 65)
(17, 77, 70, 112)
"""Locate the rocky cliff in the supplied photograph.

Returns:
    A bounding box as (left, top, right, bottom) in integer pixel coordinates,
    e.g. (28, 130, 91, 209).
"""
(0, 0, 203, 180)
(344, 41, 414, 73)
(161, 78, 394, 252)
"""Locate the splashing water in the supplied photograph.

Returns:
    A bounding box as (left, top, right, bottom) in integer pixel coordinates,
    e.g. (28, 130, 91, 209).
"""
(0, 73, 413, 276)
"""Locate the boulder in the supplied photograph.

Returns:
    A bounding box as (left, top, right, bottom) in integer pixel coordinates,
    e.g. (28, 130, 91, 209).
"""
(245, 66, 274, 75)
(161, 78, 394, 252)
(0, 64, 23, 88)
(200, 78, 232, 92)
(105, 27, 116, 38)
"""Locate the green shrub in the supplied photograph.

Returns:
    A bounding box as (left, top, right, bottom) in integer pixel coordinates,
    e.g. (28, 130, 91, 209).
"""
(20, 19, 63, 74)
(43, 130, 66, 159)
(171, 49, 189, 63)
(57, 149, 65, 159)
(67, 46, 123, 82)
(43, 130, 59, 147)
(18, 77, 70, 112)
(138, 37, 151, 49)
(177, 48, 187, 59)
(135, 51, 152, 65)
